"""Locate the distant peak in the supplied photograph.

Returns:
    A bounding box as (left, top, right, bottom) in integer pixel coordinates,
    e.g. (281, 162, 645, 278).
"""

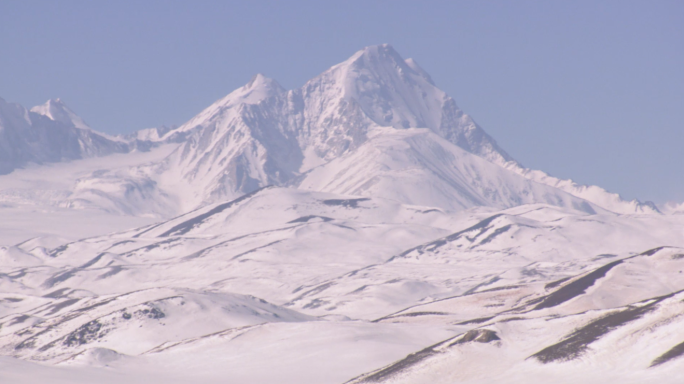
(244, 73, 284, 92)
(346, 43, 405, 65)
(203, 74, 285, 113)
(302, 44, 450, 132)
(30, 98, 91, 130)
(336, 44, 437, 85)
(362, 43, 396, 53)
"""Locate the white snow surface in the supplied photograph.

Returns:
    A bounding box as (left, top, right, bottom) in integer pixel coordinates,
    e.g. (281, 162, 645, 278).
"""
(2, 187, 684, 383)
(1, 44, 683, 383)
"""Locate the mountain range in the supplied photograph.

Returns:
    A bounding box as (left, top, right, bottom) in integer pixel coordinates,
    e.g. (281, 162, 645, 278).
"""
(0, 44, 660, 217)
(0, 44, 682, 384)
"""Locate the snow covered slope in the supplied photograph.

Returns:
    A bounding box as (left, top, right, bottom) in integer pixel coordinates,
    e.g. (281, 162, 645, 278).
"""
(297, 127, 600, 212)
(347, 247, 684, 384)
(1, 187, 683, 383)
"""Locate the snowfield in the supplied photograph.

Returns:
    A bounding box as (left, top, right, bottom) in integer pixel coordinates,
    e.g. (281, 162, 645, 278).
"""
(0, 44, 682, 383)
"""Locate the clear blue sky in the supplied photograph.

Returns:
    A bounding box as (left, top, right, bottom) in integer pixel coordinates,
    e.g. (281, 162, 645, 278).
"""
(1, 0, 682, 203)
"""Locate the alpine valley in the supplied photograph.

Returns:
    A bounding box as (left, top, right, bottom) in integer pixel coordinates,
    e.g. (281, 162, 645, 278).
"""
(1, 45, 683, 384)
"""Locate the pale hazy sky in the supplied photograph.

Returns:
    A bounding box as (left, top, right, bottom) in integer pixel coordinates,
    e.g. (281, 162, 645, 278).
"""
(1, 0, 682, 203)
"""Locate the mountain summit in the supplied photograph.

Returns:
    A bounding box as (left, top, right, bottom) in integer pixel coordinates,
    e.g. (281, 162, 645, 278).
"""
(30, 98, 91, 130)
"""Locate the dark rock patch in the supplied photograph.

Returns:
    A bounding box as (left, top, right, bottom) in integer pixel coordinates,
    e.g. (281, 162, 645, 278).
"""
(303, 298, 329, 310)
(476, 224, 512, 246)
(463, 276, 501, 295)
(593, 253, 617, 260)
(42, 269, 78, 289)
(230, 240, 283, 260)
(2, 297, 24, 303)
(44, 298, 80, 316)
(449, 329, 500, 346)
(42, 288, 70, 298)
(347, 285, 368, 294)
(348, 343, 441, 383)
(9, 314, 31, 326)
(322, 198, 370, 208)
(386, 311, 449, 319)
(640, 246, 666, 256)
(137, 307, 165, 319)
(532, 259, 623, 311)
(14, 338, 36, 350)
(49, 244, 69, 258)
(530, 295, 670, 363)
(288, 215, 333, 223)
(545, 277, 571, 290)
(62, 320, 105, 347)
(391, 214, 504, 260)
(651, 340, 684, 367)
(158, 186, 269, 237)
(457, 316, 495, 325)
(79, 253, 106, 269)
(291, 281, 335, 302)
(97, 266, 124, 279)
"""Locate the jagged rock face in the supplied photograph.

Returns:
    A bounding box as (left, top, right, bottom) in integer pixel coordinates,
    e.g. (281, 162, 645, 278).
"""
(0, 98, 129, 174)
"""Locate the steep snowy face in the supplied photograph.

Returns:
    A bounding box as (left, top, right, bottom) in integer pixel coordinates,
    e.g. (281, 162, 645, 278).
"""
(297, 128, 599, 213)
(165, 45, 516, 206)
(30, 98, 91, 131)
(300, 44, 513, 166)
(0, 98, 129, 175)
(166, 74, 303, 205)
(336, 44, 444, 130)
(169, 73, 286, 137)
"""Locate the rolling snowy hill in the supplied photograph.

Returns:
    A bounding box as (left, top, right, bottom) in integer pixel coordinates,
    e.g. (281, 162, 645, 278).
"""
(1, 187, 683, 383)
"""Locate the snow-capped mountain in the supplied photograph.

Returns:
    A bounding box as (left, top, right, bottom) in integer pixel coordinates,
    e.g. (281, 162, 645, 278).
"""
(0, 97, 130, 175)
(0, 45, 660, 215)
(18, 44, 646, 217)
(162, 45, 519, 208)
(1, 44, 683, 384)
(30, 99, 92, 131)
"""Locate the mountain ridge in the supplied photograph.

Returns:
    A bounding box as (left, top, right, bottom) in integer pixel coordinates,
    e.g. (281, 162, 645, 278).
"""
(0, 45, 663, 215)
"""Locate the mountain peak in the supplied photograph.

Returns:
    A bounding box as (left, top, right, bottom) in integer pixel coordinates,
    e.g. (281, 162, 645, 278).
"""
(314, 44, 446, 131)
(216, 73, 285, 109)
(245, 73, 283, 91)
(30, 98, 90, 130)
(341, 43, 408, 72)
